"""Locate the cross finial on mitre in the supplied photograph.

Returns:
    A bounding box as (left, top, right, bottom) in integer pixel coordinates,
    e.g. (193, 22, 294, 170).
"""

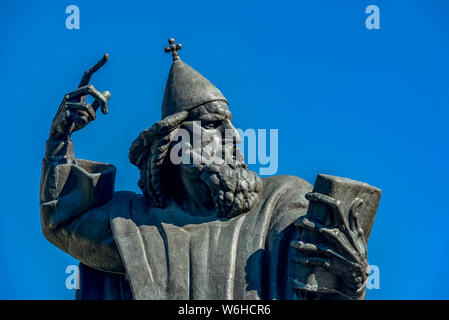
(164, 38, 182, 61)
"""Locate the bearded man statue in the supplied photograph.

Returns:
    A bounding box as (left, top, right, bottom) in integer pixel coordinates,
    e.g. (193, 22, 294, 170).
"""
(40, 39, 381, 300)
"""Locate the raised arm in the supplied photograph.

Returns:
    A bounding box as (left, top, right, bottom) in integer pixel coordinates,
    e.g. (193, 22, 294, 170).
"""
(40, 55, 124, 273)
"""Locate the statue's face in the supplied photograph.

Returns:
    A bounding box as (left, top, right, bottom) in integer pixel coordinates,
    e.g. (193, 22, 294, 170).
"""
(172, 101, 263, 218)
(179, 101, 243, 166)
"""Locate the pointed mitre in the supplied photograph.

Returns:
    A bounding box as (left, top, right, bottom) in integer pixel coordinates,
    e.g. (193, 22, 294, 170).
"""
(129, 38, 229, 168)
(161, 58, 228, 119)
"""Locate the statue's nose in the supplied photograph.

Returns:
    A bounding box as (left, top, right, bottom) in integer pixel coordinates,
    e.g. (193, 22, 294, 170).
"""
(221, 120, 241, 144)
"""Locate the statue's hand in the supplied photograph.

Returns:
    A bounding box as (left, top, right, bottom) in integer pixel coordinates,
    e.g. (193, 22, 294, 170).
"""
(291, 193, 369, 299)
(50, 85, 110, 140)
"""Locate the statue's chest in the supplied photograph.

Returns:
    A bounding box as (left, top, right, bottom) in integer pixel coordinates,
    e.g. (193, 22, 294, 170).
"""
(131, 212, 269, 299)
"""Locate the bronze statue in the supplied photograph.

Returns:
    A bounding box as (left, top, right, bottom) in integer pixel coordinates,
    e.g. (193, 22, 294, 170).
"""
(40, 38, 381, 300)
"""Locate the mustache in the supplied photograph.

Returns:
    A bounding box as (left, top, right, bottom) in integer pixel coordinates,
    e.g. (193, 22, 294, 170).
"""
(179, 142, 246, 167)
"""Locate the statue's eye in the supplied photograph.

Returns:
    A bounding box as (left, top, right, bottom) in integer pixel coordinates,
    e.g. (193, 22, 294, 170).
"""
(203, 120, 221, 129)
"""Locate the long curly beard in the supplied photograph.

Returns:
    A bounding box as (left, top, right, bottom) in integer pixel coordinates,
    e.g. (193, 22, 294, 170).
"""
(175, 138, 263, 218)
(197, 163, 263, 218)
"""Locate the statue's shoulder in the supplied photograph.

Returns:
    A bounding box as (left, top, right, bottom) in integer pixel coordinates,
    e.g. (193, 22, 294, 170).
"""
(262, 175, 313, 194)
(259, 175, 313, 210)
(256, 175, 312, 232)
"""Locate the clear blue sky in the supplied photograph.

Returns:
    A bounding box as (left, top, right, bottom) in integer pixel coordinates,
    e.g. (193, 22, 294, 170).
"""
(1, 0, 448, 299)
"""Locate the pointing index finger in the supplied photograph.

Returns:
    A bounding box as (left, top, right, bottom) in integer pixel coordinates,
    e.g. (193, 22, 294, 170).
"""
(78, 53, 109, 88)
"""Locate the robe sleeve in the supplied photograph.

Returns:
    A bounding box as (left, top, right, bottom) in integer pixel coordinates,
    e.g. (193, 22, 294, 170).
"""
(262, 175, 312, 299)
(40, 138, 125, 273)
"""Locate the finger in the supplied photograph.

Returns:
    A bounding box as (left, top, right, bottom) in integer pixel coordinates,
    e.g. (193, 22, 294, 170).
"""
(293, 278, 353, 299)
(293, 256, 332, 269)
(293, 256, 363, 285)
(305, 192, 340, 208)
(305, 192, 349, 231)
(66, 85, 107, 106)
(295, 217, 360, 262)
(306, 192, 357, 248)
(331, 200, 353, 241)
(75, 109, 89, 119)
(73, 111, 90, 130)
(91, 90, 111, 114)
(348, 198, 367, 255)
(87, 85, 108, 106)
(292, 278, 320, 296)
(65, 86, 90, 102)
(78, 54, 109, 89)
(293, 255, 363, 285)
(290, 241, 359, 269)
(348, 198, 364, 234)
(67, 102, 96, 120)
(294, 216, 319, 232)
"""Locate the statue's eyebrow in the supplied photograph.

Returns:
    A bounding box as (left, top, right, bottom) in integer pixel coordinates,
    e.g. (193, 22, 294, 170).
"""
(188, 103, 230, 121)
(197, 113, 225, 122)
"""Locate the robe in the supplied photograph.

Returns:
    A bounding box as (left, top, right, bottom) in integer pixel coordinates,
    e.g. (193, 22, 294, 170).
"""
(40, 140, 312, 300)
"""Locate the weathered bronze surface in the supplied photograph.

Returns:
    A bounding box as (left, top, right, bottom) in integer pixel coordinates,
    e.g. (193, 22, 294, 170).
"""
(40, 38, 381, 300)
